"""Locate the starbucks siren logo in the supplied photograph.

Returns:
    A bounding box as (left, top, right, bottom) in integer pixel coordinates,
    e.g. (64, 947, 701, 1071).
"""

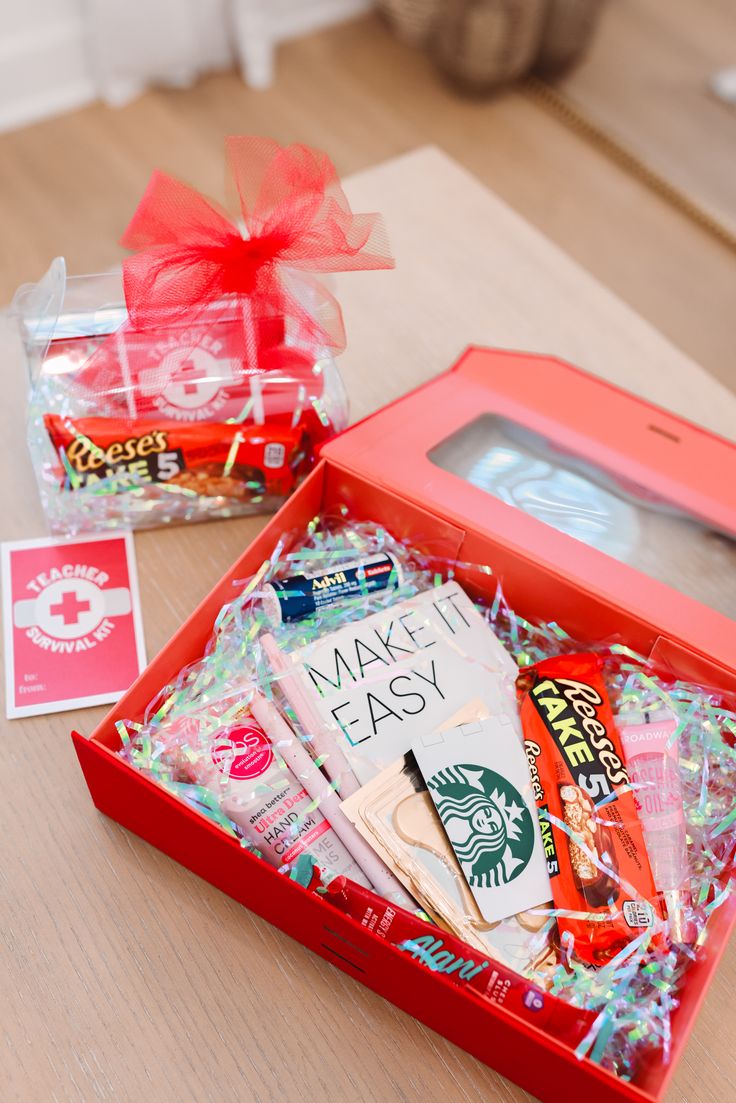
(428, 764, 535, 887)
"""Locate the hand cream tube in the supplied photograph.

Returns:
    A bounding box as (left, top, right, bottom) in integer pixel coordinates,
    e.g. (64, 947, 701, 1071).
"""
(215, 719, 372, 888)
(618, 710, 693, 943)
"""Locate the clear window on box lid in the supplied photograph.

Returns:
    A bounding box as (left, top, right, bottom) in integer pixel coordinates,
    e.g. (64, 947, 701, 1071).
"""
(429, 414, 736, 621)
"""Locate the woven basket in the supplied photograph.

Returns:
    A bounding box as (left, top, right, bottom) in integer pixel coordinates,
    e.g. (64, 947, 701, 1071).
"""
(534, 0, 606, 76)
(432, 0, 548, 93)
(375, 0, 443, 47)
(376, 0, 606, 92)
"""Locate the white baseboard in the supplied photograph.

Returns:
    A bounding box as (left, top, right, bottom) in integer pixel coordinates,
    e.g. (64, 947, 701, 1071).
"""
(271, 0, 371, 41)
(0, 81, 97, 134)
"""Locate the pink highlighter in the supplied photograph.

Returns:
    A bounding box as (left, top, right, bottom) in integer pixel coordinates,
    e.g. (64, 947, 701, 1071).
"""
(618, 710, 694, 943)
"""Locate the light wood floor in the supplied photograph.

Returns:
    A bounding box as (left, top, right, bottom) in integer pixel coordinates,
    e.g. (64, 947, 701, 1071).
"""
(0, 9, 734, 392)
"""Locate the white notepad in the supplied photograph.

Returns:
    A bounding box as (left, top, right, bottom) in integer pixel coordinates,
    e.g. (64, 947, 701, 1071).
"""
(286, 581, 518, 784)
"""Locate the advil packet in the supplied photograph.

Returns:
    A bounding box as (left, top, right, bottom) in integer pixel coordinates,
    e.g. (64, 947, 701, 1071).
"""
(520, 652, 666, 965)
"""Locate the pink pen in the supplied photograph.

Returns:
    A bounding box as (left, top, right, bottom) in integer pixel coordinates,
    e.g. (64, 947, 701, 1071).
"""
(618, 710, 694, 943)
(216, 716, 372, 888)
(261, 632, 362, 798)
(251, 691, 416, 909)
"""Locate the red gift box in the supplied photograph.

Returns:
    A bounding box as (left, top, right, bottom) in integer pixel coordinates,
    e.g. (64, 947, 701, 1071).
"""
(72, 348, 736, 1103)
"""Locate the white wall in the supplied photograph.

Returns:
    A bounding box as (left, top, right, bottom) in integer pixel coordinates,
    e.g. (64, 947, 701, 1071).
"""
(0, 0, 371, 133)
(0, 0, 95, 132)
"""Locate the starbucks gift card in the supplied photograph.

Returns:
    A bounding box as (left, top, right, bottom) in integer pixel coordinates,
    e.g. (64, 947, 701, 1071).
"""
(412, 715, 551, 925)
(340, 701, 555, 973)
(341, 750, 554, 971)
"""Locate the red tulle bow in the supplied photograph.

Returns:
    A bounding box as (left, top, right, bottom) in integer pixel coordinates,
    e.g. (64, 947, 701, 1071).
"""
(120, 135, 394, 355)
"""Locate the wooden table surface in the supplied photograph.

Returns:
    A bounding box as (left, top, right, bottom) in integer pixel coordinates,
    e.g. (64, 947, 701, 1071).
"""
(2, 148, 735, 1103)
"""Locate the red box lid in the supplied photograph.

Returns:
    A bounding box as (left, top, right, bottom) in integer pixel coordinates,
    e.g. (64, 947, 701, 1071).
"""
(322, 348, 736, 681)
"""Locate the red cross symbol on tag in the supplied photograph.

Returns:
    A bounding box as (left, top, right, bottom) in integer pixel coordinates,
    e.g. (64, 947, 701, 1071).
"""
(3, 533, 146, 719)
(49, 589, 91, 626)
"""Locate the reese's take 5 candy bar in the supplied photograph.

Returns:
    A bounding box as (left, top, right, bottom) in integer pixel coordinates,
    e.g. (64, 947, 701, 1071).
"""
(44, 414, 305, 502)
(520, 652, 666, 964)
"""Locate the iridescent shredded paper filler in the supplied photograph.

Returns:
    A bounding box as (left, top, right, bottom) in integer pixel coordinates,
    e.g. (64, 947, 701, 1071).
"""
(117, 514, 736, 1081)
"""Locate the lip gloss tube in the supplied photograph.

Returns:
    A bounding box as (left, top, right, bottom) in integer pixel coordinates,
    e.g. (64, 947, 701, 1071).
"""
(618, 710, 694, 943)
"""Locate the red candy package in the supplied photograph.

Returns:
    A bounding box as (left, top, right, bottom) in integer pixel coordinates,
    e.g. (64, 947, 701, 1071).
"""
(44, 414, 305, 502)
(324, 876, 596, 1047)
(520, 653, 666, 965)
